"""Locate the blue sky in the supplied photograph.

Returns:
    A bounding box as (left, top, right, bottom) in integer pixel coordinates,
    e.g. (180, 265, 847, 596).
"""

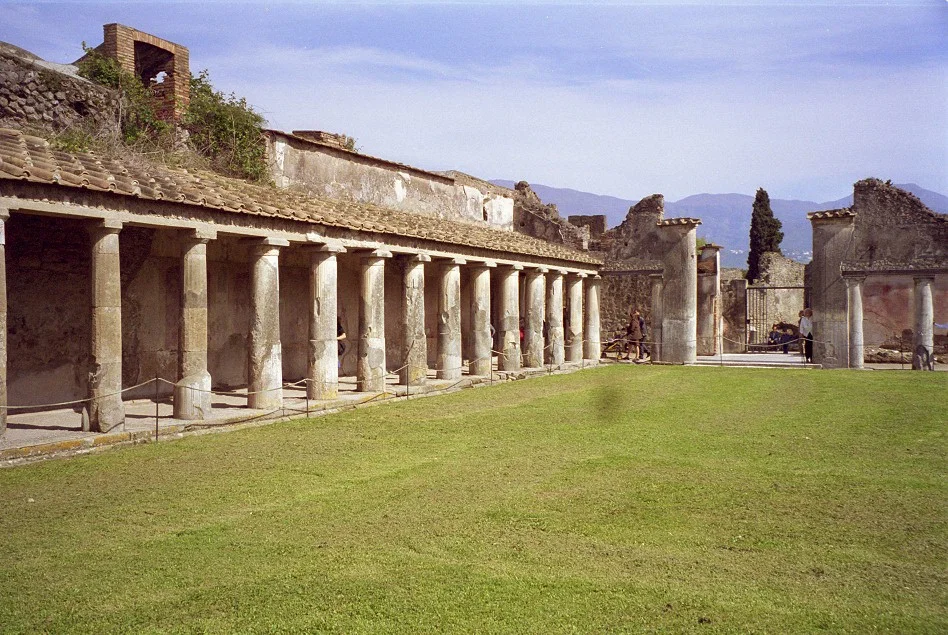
(1, 1, 945, 202)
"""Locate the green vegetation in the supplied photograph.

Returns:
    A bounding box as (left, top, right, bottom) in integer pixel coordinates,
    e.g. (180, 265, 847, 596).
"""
(0, 366, 944, 633)
(747, 187, 784, 282)
(183, 70, 268, 181)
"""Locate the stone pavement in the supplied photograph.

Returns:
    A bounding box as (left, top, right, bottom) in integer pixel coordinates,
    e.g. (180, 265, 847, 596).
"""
(1, 360, 598, 465)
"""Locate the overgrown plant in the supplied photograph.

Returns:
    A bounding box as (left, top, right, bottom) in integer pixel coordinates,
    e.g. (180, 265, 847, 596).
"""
(76, 44, 170, 147)
(183, 70, 268, 182)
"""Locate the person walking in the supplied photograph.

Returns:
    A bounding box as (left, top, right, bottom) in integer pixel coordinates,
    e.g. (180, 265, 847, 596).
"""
(624, 308, 643, 361)
(799, 308, 814, 363)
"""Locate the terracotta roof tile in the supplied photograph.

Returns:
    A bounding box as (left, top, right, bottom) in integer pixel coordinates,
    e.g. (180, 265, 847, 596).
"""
(657, 217, 702, 226)
(0, 128, 599, 266)
(807, 209, 855, 220)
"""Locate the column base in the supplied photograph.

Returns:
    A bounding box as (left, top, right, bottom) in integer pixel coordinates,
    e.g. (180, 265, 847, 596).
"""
(174, 371, 212, 420)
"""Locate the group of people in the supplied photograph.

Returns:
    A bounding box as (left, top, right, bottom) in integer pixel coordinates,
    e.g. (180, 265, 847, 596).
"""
(621, 308, 649, 362)
(766, 307, 814, 363)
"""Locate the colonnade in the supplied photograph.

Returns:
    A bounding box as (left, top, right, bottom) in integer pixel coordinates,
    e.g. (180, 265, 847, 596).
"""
(0, 211, 601, 435)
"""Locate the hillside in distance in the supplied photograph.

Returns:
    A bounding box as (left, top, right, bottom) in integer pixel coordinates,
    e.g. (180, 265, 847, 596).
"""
(491, 180, 948, 268)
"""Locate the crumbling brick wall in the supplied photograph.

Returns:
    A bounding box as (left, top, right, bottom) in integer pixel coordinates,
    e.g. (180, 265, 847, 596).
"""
(512, 181, 589, 250)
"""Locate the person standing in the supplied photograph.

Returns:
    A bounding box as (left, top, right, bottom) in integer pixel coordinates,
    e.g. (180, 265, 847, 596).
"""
(799, 308, 814, 363)
(624, 308, 643, 361)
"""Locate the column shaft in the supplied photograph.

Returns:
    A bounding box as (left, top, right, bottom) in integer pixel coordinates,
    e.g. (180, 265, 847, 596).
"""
(358, 254, 388, 391)
(846, 277, 865, 369)
(566, 275, 584, 362)
(0, 211, 7, 436)
(523, 269, 546, 368)
(308, 249, 340, 399)
(401, 256, 428, 385)
(469, 265, 493, 376)
(649, 274, 664, 361)
(89, 224, 125, 432)
(913, 277, 935, 370)
(174, 236, 212, 419)
(584, 275, 601, 360)
(498, 266, 521, 371)
(546, 272, 565, 366)
(659, 223, 698, 364)
(248, 244, 283, 409)
(437, 260, 463, 380)
(809, 215, 855, 367)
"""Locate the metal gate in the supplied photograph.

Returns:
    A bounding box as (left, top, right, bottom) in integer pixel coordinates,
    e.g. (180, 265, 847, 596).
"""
(745, 285, 807, 347)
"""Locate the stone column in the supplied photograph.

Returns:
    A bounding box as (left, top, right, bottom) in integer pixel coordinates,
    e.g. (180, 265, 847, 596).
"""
(523, 267, 546, 368)
(437, 257, 465, 380)
(844, 276, 865, 369)
(469, 262, 494, 377)
(584, 274, 601, 360)
(88, 221, 125, 432)
(248, 238, 287, 410)
(545, 270, 565, 366)
(358, 249, 391, 392)
(725, 278, 748, 353)
(0, 209, 7, 437)
(308, 243, 346, 400)
(566, 274, 585, 363)
(649, 273, 664, 361)
(658, 219, 700, 364)
(809, 212, 855, 368)
(696, 244, 722, 356)
(913, 276, 935, 370)
(401, 254, 429, 385)
(174, 230, 214, 420)
(498, 265, 522, 371)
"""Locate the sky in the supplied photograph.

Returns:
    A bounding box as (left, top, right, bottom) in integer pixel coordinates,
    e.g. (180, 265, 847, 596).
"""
(0, 1, 945, 203)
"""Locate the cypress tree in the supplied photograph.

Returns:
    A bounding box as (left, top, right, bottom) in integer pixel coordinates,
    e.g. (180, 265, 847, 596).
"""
(746, 187, 784, 282)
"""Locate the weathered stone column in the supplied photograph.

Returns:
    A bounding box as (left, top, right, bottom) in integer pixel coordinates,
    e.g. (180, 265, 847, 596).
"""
(0, 209, 8, 437)
(248, 238, 287, 410)
(913, 276, 935, 370)
(174, 230, 214, 420)
(523, 267, 546, 368)
(437, 257, 465, 380)
(696, 244, 722, 356)
(584, 274, 601, 360)
(566, 273, 585, 363)
(809, 211, 855, 368)
(308, 243, 346, 400)
(88, 221, 125, 432)
(401, 253, 429, 385)
(498, 264, 522, 371)
(658, 219, 700, 364)
(844, 276, 865, 369)
(469, 262, 494, 377)
(649, 273, 664, 361)
(724, 278, 748, 353)
(358, 249, 391, 392)
(545, 270, 565, 366)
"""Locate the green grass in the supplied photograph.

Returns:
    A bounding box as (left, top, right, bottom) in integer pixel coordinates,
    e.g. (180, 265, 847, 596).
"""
(0, 366, 945, 633)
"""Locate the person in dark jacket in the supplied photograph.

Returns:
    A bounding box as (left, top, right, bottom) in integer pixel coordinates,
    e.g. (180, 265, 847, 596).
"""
(624, 308, 643, 360)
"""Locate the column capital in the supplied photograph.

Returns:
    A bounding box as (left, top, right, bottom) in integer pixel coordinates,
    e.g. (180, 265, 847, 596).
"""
(403, 252, 431, 263)
(844, 275, 866, 287)
(306, 241, 346, 254)
(468, 260, 497, 269)
(359, 248, 393, 259)
(88, 219, 122, 235)
(0, 207, 9, 221)
(913, 275, 936, 284)
(182, 227, 217, 243)
(502, 263, 524, 271)
(247, 236, 290, 247)
(436, 256, 466, 266)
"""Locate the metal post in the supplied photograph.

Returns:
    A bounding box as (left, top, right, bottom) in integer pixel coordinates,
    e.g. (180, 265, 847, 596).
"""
(154, 374, 159, 442)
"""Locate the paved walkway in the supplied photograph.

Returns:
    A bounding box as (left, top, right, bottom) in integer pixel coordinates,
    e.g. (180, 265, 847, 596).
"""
(1, 361, 595, 464)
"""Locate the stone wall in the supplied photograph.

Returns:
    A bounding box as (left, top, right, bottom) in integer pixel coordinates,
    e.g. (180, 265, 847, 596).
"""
(720, 269, 747, 352)
(266, 130, 515, 231)
(0, 44, 117, 135)
(755, 251, 806, 331)
(600, 272, 653, 340)
(510, 181, 589, 250)
(567, 215, 607, 242)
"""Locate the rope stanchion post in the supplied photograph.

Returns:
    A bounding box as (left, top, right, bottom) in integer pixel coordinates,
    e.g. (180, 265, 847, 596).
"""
(154, 374, 159, 442)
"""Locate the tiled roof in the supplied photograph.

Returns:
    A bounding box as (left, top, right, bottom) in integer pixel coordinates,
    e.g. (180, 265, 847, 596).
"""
(807, 209, 855, 220)
(0, 129, 600, 266)
(657, 217, 701, 226)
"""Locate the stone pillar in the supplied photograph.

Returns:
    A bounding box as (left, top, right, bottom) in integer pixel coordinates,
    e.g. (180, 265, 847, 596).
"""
(584, 274, 601, 360)
(696, 244, 722, 356)
(0, 209, 7, 437)
(809, 212, 855, 368)
(88, 221, 125, 432)
(649, 273, 664, 361)
(566, 274, 585, 363)
(248, 238, 287, 410)
(469, 262, 494, 376)
(308, 243, 346, 400)
(358, 249, 391, 392)
(437, 258, 465, 380)
(401, 254, 429, 385)
(658, 220, 700, 364)
(523, 267, 546, 368)
(844, 276, 865, 369)
(545, 270, 565, 366)
(725, 278, 748, 353)
(498, 265, 522, 371)
(174, 231, 214, 419)
(913, 276, 935, 370)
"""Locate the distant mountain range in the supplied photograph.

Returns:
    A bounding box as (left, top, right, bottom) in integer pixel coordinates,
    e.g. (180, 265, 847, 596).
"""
(491, 180, 948, 269)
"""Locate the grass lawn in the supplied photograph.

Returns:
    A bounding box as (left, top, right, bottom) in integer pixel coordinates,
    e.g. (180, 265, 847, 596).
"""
(0, 365, 945, 633)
